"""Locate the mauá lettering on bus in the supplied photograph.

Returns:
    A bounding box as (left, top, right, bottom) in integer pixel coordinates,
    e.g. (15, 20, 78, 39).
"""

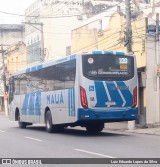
(47, 92, 64, 104)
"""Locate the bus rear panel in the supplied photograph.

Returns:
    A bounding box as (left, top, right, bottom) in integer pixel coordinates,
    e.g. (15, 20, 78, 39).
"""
(78, 51, 138, 124)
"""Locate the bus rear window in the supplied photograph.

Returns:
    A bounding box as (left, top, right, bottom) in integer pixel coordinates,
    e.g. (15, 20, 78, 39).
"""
(82, 54, 134, 81)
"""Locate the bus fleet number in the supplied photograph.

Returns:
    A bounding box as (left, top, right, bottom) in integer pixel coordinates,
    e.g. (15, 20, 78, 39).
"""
(119, 58, 128, 64)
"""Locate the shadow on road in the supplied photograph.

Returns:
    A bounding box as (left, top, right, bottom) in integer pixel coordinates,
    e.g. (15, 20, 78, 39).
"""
(17, 125, 130, 138)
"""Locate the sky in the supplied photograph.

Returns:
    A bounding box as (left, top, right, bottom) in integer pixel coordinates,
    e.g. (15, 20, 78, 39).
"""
(0, 0, 35, 24)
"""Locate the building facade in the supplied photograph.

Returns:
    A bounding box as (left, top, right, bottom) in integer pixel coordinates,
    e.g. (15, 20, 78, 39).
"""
(0, 24, 24, 112)
(5, 41, 27, 75)
(24, 0, 85, 64)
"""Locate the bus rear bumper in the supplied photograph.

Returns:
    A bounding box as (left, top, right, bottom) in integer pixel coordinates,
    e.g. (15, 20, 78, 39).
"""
(77, 107, 138, 122)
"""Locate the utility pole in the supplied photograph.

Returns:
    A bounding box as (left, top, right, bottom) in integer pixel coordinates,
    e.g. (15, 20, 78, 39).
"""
(22, 22, 45, 62)
(156, 13, 159, 42)
(156, 13, 160, 123)
(0, 44, 9, 116)
(125, 0, 134, 129)
(125, 0, 132, 52)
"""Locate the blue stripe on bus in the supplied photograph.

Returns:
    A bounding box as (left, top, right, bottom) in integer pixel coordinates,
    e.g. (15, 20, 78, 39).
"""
(72, 88, 75, 116)
(92, 50, 103, 54)
(68, 89, 71, 116)
(116, 81, 133, 107)
(28, 93, 35, 115)
(71, 88, 75, 116)
(78, 107, 138, 121)
(70, 89, 72, 116)
(35, 92, 41, 115)
(103, 51, 126, 56)
(95, 81, 108, 107)
(70, 54, 76, 60)
(94, 81, 133, 107)
(31, 66, 36, 72)
(115, 51, 126, 56)
(68, 88, 75, 117)
(105, 82, 123, 107)
(22, 93, 41, 116)
(103, 51, 114, 55)
(73, 88, 75, 116)
(26, 68, 30, 73)
(22, 94, 30, 115)
(37, 64, 43, 70)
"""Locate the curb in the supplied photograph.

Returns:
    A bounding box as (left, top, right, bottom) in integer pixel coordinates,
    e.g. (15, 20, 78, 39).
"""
(125, 129, 160, 136)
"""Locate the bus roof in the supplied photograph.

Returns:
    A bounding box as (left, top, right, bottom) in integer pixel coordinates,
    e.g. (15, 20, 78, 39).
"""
(12, 50, 130, 76)
(12, 54, 77, 76)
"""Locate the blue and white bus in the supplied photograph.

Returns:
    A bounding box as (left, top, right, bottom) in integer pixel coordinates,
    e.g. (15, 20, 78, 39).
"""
(9, 50, 138, 133)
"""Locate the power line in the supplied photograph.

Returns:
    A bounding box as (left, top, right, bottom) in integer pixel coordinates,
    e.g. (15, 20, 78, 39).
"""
(0, 9, 113, 19)
(0, 0, 123, 19)
(72, 30, 122, 53)
(72, 24, 148, 53)
(0, 10, 83, 18)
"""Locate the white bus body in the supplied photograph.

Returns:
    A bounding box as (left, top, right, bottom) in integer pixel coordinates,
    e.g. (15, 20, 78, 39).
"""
(9, 50, 138, 133)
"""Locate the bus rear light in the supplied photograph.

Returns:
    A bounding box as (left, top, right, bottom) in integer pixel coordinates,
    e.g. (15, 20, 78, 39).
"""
(132, 87, 137, 108)
(80, 86, 88, 109)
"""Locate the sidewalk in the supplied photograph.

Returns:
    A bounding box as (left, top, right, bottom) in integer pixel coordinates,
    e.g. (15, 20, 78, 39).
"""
(126, 126, 160, 136)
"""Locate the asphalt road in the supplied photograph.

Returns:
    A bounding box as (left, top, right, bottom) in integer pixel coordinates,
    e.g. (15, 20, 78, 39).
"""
(0, 115, 160, 167)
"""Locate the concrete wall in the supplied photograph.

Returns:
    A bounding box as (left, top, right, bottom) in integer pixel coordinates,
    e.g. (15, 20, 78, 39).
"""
(146, 34, 160, 125)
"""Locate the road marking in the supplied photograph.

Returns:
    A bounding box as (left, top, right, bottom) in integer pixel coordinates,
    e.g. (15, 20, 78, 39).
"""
(25, 136, 42, 142)
(0, 130, 5, 133)
(74, 149, 116, 158)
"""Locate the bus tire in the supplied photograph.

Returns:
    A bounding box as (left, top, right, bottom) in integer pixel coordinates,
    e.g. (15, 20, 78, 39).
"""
(45, 110, 54, 133)
(18, 112, 26, 129)
(86, 122, 104, 133)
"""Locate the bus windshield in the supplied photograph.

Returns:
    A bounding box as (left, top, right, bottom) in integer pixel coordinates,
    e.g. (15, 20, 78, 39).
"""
(82, 54, 134, 81)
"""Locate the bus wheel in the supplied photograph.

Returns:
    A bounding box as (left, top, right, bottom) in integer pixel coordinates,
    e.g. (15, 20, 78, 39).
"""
(18, 112, 26, 129)
(86, 123, 104, 133)
(45, 110, 53, 133)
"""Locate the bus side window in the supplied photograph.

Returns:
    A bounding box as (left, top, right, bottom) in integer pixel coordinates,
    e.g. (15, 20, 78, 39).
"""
(54, 65, 65, 90)
(43, 66, 56, 91)
(14, 79, 20, 95)
(47, 80, 54, 91)
(20, 80, 27, 94)
(9, 78, 15, 103)
(64, 61, 76, 89)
